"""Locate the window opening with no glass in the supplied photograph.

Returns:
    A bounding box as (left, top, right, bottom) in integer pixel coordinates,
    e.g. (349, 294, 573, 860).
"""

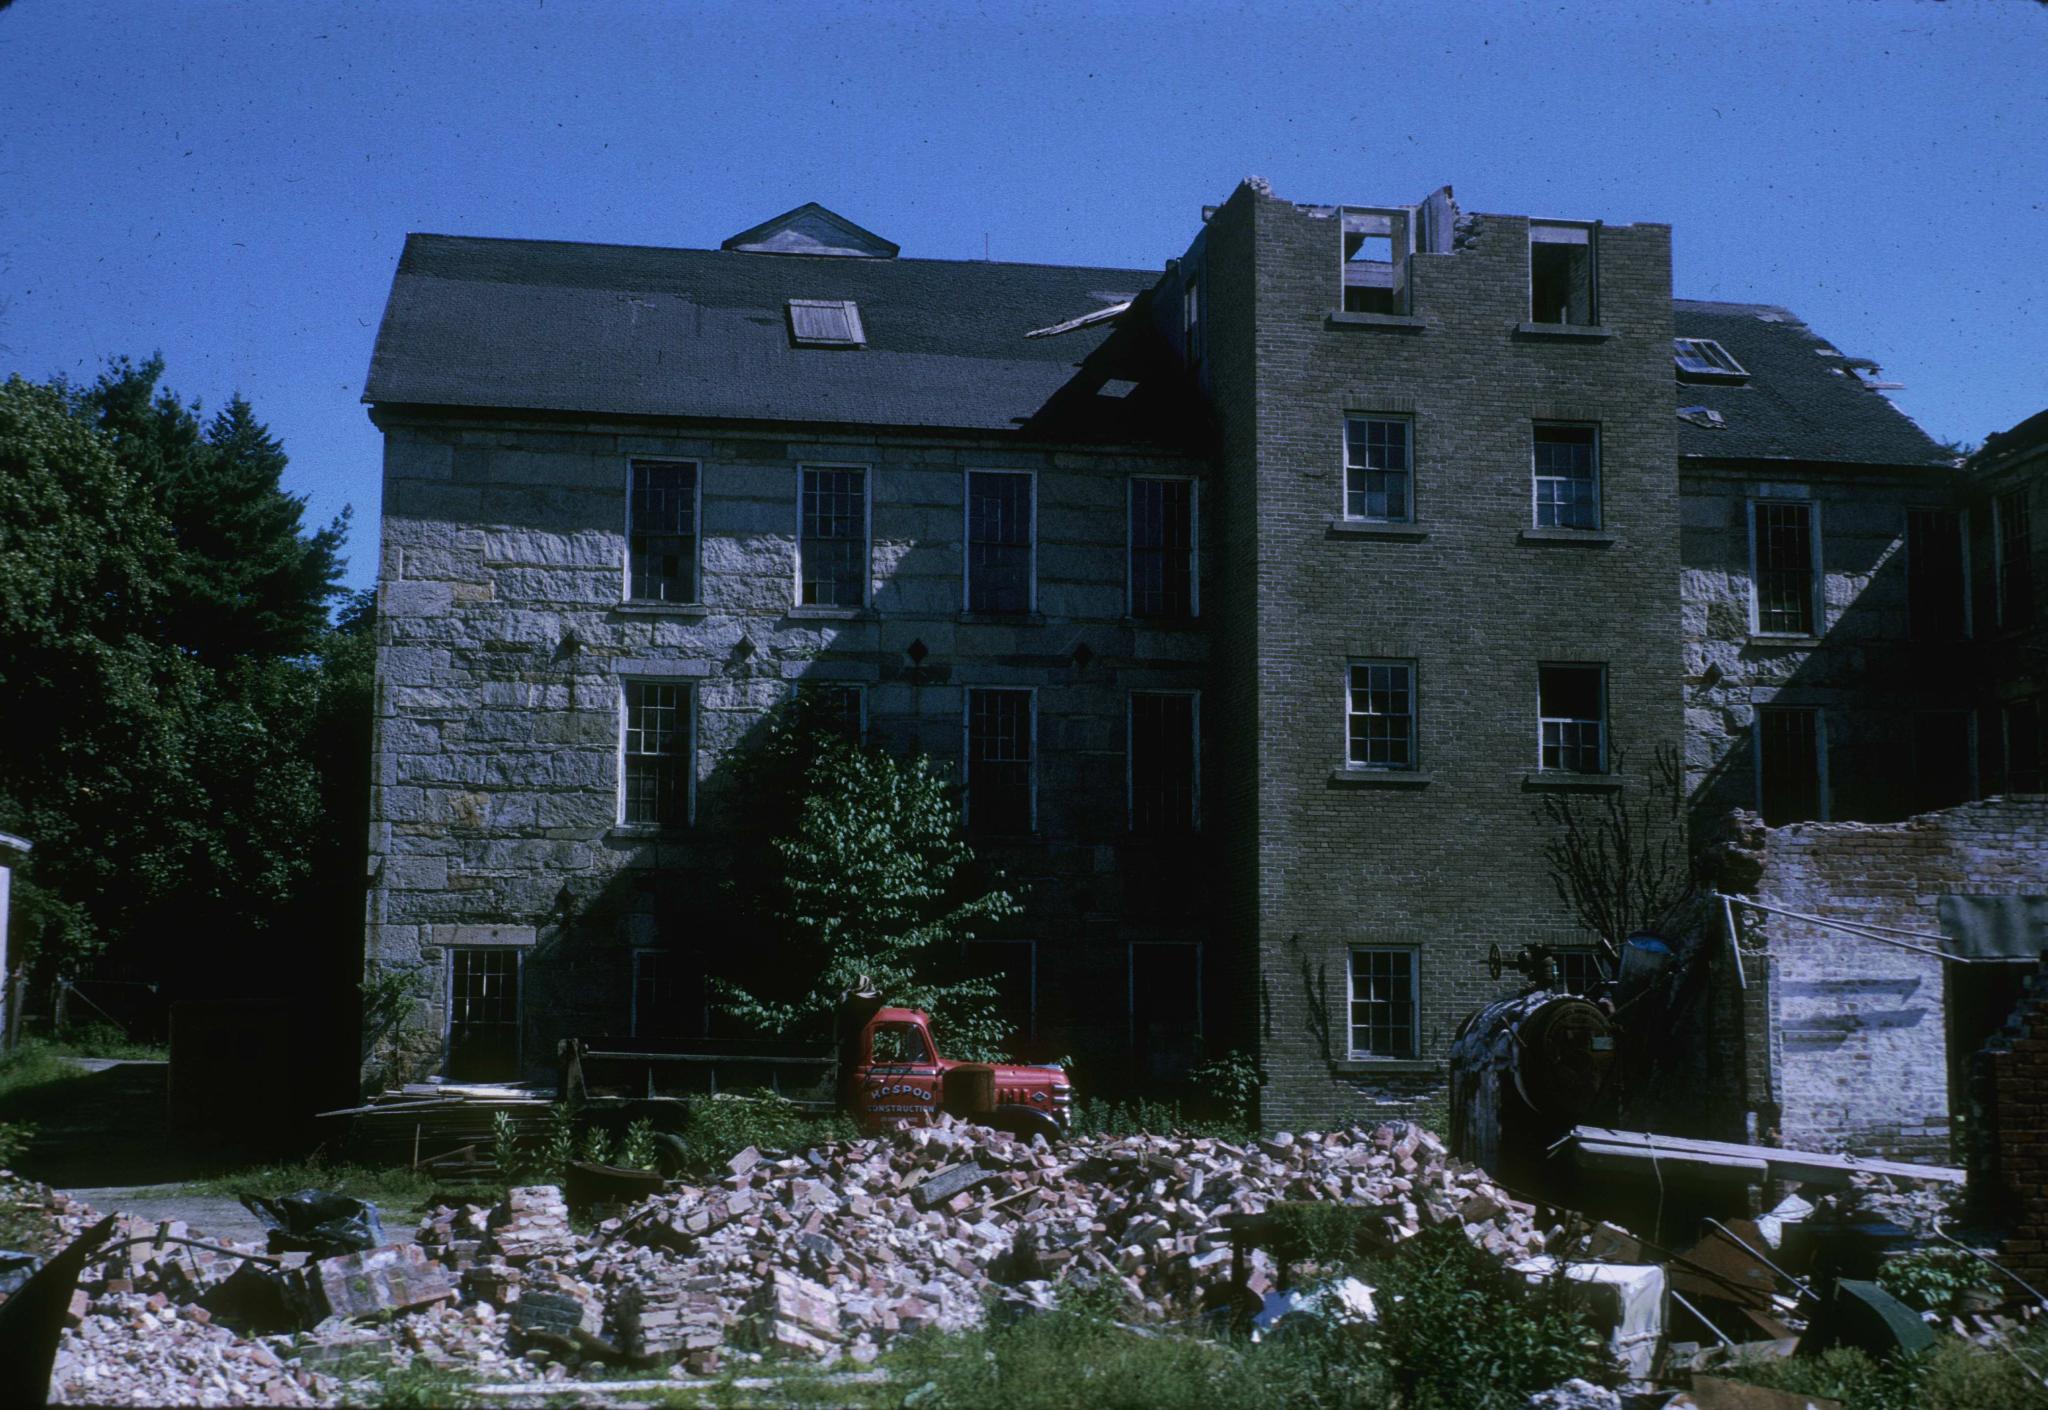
(1538, 665, 1606, 774)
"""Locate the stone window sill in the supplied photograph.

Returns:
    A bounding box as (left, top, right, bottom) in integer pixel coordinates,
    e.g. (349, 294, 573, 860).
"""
(1746, 633, 1824, 649)
(1326, 310, 1428, 332)
(1332, 1058, 1438, 1075)
(786, 604, 872, 621)
(1125, 615, 1204, 629)
(1519, 527, 1616, 547)
(610, 825, 692, 840)
(614, 601, 709, 618)
(958, 611, 1047, 626)
(1514, 321, 1614, 340)
(1329, 768, 1433, 788)
(1521, 772, 1624, 792)
(1327, 519, 1429, 542)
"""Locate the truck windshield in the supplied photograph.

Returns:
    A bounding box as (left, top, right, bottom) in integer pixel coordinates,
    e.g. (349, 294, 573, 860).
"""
(870, 1023, 931, 1065)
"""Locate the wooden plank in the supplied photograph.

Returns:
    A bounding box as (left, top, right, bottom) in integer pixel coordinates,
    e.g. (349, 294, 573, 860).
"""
(1575, 1141, 1767, 1184)
(1569, 1127, 1964, 1186)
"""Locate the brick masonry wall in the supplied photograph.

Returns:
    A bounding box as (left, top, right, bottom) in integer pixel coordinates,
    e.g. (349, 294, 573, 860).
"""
(1681, 461, 1969, 826)
(1748, 795, 2048, 1159)
(1970, 959, 2048, 1285)
(1220, 186, 1687, 1129)
(366, 415, 1212, 1084)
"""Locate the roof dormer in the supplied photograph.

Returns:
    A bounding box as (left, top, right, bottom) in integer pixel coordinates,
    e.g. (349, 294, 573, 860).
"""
(721, 203, 899, 258)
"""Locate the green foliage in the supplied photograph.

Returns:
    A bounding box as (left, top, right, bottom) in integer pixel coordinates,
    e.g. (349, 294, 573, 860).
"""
(42, 1021, 167, 1061)
(490, 1110, 524, 1183)
(577, 1123, 615, 1166)
(1724, 1328, 2048, 1410)
(153, 1156, 435, 1210)
(1184, 1048, 1265, 1128)
(1069, 1096, 1241, 1140)
(1260, 1201, 1393, 1269)
(673, 1092, 858, 1179)
(1878, 1247, 2002, 1317)
(1367, 1225, 1609, 1410)
(0, 1119, 36, 1170)
(368, 1354, 479, 1408)
(617, 1119, 659, 1173)
(714, 710, 1019, 1056)
(0, 1038, 93, 1103)
(538, 1102, 578, 1178)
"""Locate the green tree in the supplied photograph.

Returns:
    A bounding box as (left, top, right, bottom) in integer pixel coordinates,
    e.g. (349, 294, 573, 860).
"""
(714, 714, 1020, 1059)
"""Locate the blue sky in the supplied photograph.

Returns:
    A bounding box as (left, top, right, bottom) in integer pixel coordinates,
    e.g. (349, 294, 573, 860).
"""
(3, 0, 2043, 594)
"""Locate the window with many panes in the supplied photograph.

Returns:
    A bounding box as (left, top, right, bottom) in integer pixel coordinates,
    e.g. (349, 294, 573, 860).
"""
(2005, 698, 2044, 794)
(1532, 424, 1599, 529)
(1538, 665, 1606, 773)
(628, 461, 698, 603)
(1556, 949, 1606, 996)
(1908, 508, 1968, 642)
(798, 466, 867, 607)
(966, 688, 1033, 833)
(967, 471, 1033, 614)
(1751, 500, 1818, 635)
(1347, 661, 1416, 769)
(1130, 478, 1195, 618)
(1130, 691, 1198, 833)
(447, 948, 521, 1082)
(1996, 489, 2035, 631)
(1349, 948, 1417, 1058)
(1756, 706, 1822, 825)
(621, 680, 691, 828)
(1344, 416, 1412, 522)
(791, 681, 865, 744)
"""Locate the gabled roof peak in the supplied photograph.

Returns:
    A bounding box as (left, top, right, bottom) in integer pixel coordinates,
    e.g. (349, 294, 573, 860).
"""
(722, 203, 899, 258)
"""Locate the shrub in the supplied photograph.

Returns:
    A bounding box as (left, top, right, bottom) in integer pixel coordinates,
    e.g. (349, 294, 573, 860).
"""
(0, 1119, 36, 1170)
(674, 1092, 857, 1178)
(1877, 1247, 2000, 1317)
(1726, 1318, 2048, 1410)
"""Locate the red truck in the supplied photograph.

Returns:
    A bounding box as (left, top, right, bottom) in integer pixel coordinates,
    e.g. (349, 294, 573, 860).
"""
(560, 988, 1073, 1140)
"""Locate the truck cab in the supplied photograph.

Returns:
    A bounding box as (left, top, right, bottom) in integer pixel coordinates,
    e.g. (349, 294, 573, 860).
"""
(839, 999, 1071, 1138)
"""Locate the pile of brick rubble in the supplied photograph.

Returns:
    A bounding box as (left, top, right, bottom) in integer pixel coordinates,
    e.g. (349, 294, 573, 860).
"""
(10, 1117, 1553, 1402)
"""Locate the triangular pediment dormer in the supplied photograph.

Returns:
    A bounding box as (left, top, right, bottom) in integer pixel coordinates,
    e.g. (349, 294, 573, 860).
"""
(721, 203, 899, 258)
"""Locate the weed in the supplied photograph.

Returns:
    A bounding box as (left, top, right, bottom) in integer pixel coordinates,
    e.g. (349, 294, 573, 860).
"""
(1877, 1246, 2000, 1316)
(145, 1157, 435, 1211)
(44, 1021, 167, 1062)
(1725, 1318, 2048, 1410)
(0, 1119, 35, 1170)
(0, 1039, 92, 1105)
(672, 1092, 858, 1179)
(360, 1354, 479, 1407)
(617, 1118, 659, 1172)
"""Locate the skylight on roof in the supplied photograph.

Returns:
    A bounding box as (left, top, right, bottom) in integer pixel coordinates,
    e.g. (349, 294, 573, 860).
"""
(788, 299, 865, 347)
(1673, 337, 1748, 380)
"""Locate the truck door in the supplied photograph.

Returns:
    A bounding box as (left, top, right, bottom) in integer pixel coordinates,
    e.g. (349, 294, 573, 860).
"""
(852, 1019, 940, 1128)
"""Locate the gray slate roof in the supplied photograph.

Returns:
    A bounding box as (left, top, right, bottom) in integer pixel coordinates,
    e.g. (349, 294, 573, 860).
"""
(364, 234, 1156, 436)
(1672, 300, 1949, 468)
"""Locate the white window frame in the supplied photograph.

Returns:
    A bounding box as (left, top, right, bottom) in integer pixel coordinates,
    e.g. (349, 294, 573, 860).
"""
(1746, 496, 1824, 637)
(618, 677, 696, 829)
(1342, 414, 1416, 524)
(963, 469, 1037, 614)
(1752, 704, 1829, 824)
(623, 458, 702, 605)
(1127, 689, 1202, 833)
(1531, 422, 1601, 530)
(964, 938, 1038, 1040)
(1528, 220, 1598, 326)
(963, 686, 1037, 834)
(1537, 663, 1608, 775)
(1127, 939, 1204, 1052)
(793, 462, 872, 609)
(1672, 338, 1749, 379)
(1127, 476, 1199, 619)
(1347, 945, 1419, 1060)
(787, 299, 865, 347)
(1345, 659, 1418, 771)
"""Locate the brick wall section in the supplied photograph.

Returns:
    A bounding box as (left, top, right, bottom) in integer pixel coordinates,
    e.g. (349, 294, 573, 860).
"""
(367, 414, 1209, 1083)
(1970, 959, 2048, 1286)
(1748, 796, 2048, 1159)
(1208, 185, 1686, 1128)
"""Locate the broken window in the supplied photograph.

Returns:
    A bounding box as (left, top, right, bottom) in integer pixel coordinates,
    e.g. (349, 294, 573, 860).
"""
(1348, 661, 1417, 770)
(1538, 665, 1606, 774)
(1345, 416, 1413, 522)
(965, 939, 1036, 1044)
(622, 679, 691, 828)
(1348, 948, 1417, 1059)
(2005, 698, 2044, 794)
(798, 466, 867, 607)
(1913, 712, 1974, 814)
(1533, 424, 1599, 530)
(870, 1021, 934, 1066)
(1673, 338, 1748, 380)
(1341, 208, 1411, 315)
(966, 471, 1033, 614)
(1130, 477, 1195, 617)
(448, 948, 521, 1082)
(1131, 941, 1201, 1081)
(1555, 949, 1606, 996)
(1529, 223, 1597, 325)
(628, 460, 698, 603)
(791, 681, 865, 744)
(1756, 706, 1822, 825)
(787, 299, 865, 347)
(1130, 691, 1198, 833)
(1996, 489, 2035, 631)
(1908, 508, 1968, 642)
(1751, 500, 1818, 635)
(966, 687, 1033, 834)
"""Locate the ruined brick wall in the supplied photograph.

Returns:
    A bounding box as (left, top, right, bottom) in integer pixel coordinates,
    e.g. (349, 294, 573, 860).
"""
(1681, 462, 1967, 827)
(1747, 796, 2048, 1159)
(366, 416, 1210, 1086)
(1224, 187, 1686, 1129)
(1970, 959, 2048, 1286)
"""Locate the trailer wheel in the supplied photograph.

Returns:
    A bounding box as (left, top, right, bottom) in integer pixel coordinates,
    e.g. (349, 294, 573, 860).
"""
(987, 1104, 1062, 1142)
(652, 1131, 691, 1178)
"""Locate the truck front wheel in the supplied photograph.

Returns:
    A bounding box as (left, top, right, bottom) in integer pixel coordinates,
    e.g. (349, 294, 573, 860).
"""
(987, 1104, 1062, 1143)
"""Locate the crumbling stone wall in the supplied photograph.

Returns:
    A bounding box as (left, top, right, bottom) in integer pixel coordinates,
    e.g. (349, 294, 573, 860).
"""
(1745, 796, 2048, 1159)
(1969, 958, 2048, 1286)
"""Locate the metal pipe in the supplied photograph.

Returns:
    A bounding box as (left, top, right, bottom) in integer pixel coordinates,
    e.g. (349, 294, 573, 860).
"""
(98, 1236, 284, 1267)
(1720, 893, 1747, 990)
(1724, 895, 1989, 963)
(1700, 1216, 1813, 1299)
(1669, 1288, 1738, 1350)
(1932, 1215, 2048, 1312)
